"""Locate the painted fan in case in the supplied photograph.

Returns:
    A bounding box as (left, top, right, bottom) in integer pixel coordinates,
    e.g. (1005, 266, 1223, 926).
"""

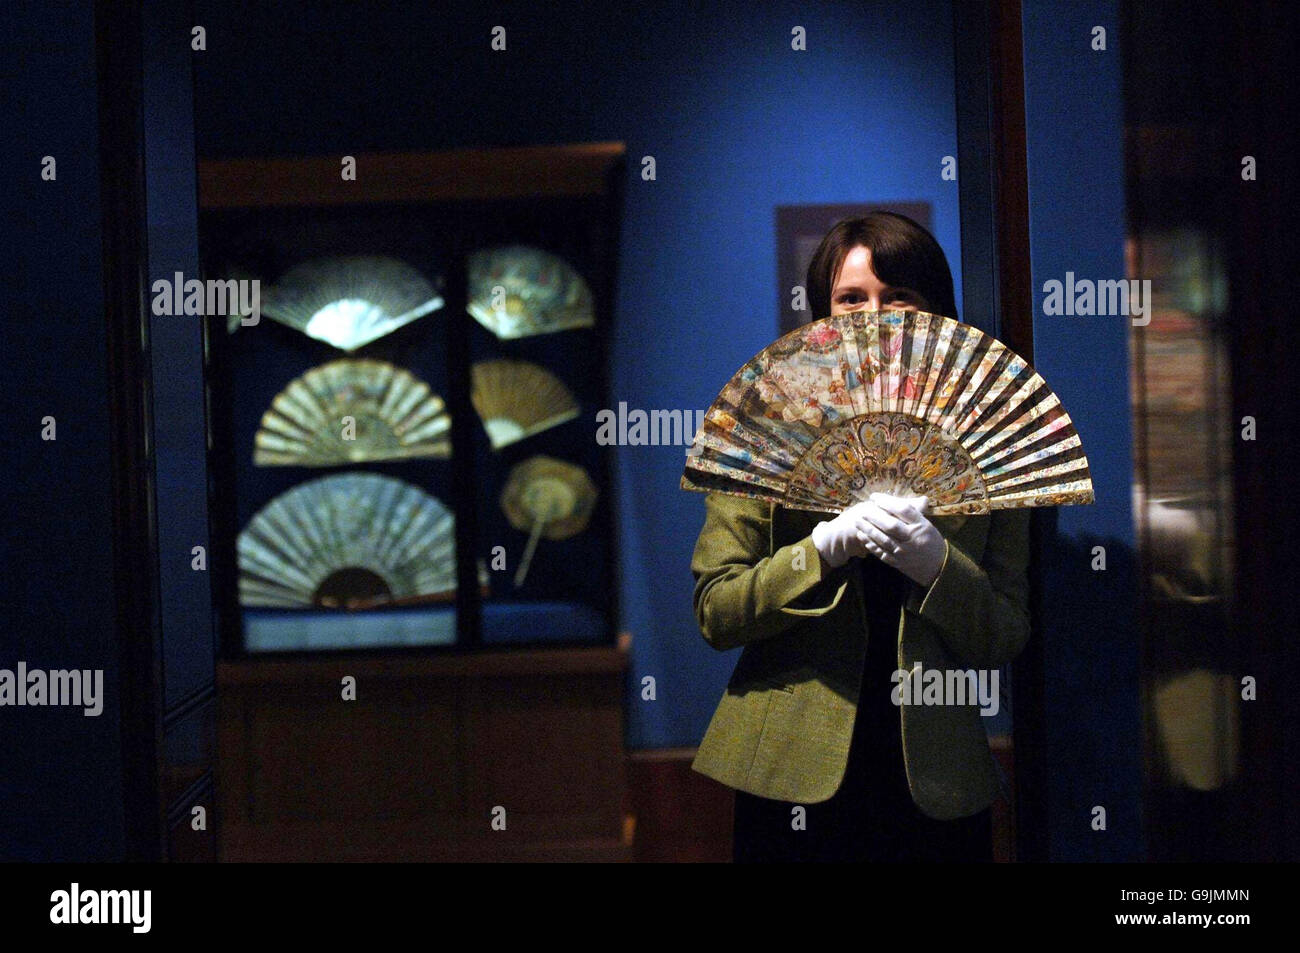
(253, 358, 451, 466)
(237, 472, 457, 608)
(467, 245, 594, 339)
(681, 310, 1094, 516)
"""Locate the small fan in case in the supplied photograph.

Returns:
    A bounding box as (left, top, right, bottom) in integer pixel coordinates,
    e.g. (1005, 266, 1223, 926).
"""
(501, 456, 597, 588)
(467, 245, 594, 339)
(471, 359, 580, 450)
(682, 310, 1094, 516)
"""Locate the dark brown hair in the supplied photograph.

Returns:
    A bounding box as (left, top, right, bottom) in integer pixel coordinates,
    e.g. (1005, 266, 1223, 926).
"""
(805, 211, 957, 322)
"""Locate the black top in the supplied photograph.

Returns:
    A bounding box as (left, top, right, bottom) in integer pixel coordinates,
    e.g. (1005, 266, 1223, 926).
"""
(853, 553, 911, 800)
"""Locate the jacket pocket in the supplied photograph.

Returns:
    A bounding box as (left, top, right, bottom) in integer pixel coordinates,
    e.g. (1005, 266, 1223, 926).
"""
(779, 577, 849, 617)
(730, 652, 813, 696)
(734, 666, 803, 695)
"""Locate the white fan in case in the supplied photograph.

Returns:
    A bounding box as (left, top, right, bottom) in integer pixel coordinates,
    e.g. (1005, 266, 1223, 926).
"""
(261, 255, 443, 351)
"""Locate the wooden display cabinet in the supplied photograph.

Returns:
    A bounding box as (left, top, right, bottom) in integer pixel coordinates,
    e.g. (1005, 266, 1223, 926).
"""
(200, 142, 630, 860)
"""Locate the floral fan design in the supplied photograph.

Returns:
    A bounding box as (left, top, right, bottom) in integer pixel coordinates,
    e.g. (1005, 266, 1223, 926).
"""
(681, 310, 1094, 516)
(467, 245, 594, 339)
(238, 472, 457, 608)
(471, 359, 580, 450)
(254, 359, 451, 467)
(261, 255, 444, 351)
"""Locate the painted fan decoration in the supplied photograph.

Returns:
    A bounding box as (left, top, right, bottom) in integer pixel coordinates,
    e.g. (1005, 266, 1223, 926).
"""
(501, 456, 597, 588)
(467, 245, 594, 339)
(471, 359, 580, 450)
(261, 255, 444, 351)
(238, 472, 458, 608)
(253, 358, 451, 467)
(682, 309, 1094, 516)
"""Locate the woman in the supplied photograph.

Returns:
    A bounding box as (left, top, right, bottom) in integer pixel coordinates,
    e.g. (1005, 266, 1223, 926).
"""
(689, 211, 1032, 862)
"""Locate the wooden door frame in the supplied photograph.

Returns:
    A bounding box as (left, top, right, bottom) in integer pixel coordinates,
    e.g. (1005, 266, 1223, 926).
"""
(953, 0, 1043, 863)
(97, 0, 168, 860)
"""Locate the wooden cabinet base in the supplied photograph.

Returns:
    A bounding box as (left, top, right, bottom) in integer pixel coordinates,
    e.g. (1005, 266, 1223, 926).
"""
(217, 646, 629, 862)
(220, 821, 633, 862)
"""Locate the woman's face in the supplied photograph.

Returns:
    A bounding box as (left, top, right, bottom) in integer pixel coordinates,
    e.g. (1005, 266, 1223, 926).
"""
(829, 245, 931, 315)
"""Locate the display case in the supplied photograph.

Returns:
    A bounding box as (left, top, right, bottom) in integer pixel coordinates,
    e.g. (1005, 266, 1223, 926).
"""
(200, 143, 632, 862)
(198, 143, 625, 656)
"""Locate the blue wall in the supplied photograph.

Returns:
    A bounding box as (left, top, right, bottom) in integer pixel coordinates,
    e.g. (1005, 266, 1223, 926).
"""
(1021, 0, 1143, 860)
(192, 0, 964, 750)
(605, 7, 963, 750)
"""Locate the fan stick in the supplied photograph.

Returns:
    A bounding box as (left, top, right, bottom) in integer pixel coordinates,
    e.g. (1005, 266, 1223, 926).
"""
(514, 512, 548, 588)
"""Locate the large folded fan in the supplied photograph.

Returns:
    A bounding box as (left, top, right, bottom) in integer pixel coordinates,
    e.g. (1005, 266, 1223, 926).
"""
(681, 310, 1094, 516)
(238, 472, 457, 608)
(254, 358, 451, 466)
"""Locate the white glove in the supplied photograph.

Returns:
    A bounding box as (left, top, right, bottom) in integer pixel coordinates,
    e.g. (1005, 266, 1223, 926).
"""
(809, 501, 878, 569)
(858, 492, 948, 587)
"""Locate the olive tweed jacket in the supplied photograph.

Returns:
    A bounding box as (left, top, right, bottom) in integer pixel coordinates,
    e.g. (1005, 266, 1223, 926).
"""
(689, 493, 1032, 820)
